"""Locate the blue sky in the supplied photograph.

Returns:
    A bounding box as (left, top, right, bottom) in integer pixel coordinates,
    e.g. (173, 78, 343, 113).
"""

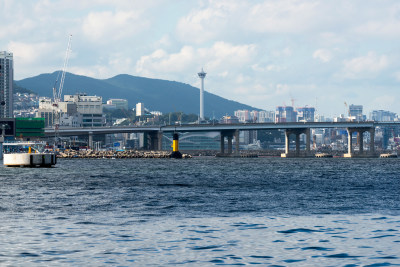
(1, 0, 400, 117)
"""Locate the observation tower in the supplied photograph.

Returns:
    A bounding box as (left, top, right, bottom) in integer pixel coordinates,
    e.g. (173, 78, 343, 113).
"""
(197, 68, 207, 121)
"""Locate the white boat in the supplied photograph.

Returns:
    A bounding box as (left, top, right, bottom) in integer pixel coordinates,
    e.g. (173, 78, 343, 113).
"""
(3, 142, 57, 167)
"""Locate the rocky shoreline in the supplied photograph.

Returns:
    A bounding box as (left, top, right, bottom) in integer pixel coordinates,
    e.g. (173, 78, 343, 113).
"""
(57, 149, 192, 159)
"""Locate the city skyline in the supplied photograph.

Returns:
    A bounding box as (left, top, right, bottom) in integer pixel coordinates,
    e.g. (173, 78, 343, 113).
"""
(1, 0, 400, 116)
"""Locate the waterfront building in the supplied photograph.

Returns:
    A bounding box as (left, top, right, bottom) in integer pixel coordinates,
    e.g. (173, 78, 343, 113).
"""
(258, 110, 275, 122)
(234, 110, 250, 122)
(220, 115, 239, 124)
(234, 110, 275, 123)
(106, 99, 128, 110)
(136, 102, 145, 116)
(370, 110, 397, 122)
(275, 106, 297, 122)
(37, 97, 80, 127)
(241, 130, 257, 145)
(334, 114, 348, 122)
(162, 132, 220, 151)
(64, 94, 104, 127)
(0, 51, 13, 118)
(37, 93, 104, 127)
(349, 104, 365, 121)
(150, 111, 162, 116)
(297, 107, 315, 122)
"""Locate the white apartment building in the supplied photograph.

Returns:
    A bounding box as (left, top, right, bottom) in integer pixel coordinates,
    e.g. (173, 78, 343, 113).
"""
(136, 102, 145, 116)
(106, 99, 128, 110)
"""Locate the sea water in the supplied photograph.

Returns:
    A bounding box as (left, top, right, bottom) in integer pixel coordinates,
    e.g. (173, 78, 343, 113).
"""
(0, 157, 399, 266)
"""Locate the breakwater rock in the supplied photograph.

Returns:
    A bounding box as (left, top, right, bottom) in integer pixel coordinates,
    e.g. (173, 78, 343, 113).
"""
(57, 150, 192, 159)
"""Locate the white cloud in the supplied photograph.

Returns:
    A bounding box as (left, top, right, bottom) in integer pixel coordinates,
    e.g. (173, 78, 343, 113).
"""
(272, 47, 292, 57)
(350, 4, 400, 38)
(372, 94, 396, 108)
(136, 42, 257, 78)
(342, 51, 389, 78)
(82, 10, 149, 41)
(313, 49, 333, 63)
(7, 41, 55, 64)
(252, 64, 285, 72)
(245, 0, 320, 33)
(275, 84, 290, 96)
(175, 1, 242, 44)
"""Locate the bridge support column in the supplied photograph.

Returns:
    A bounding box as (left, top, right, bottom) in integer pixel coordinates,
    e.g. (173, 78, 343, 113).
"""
(157, 131, 163, 151)
(281, 128, 312, 158)
(227, 134, 233, 154)
(306, 128, 311, 154)
(344, 127, 376, 158)
(235, 129, 240, 156)
(218, 130, 239, 157)
(370, 128, 375, 155)
(347, 129, 353, 156)
(359, 131, 364, 154)
(220, 132, 225, 155)
(88, 131, 93, 150)
(285, 130, 290, 154)
(147, 131, 163, 151)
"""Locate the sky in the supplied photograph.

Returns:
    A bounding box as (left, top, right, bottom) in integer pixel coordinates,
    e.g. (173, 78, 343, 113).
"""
(1, 0, 400, 117)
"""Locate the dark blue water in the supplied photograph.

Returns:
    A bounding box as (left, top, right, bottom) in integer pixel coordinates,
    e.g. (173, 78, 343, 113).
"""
(1, 157, 399, 265)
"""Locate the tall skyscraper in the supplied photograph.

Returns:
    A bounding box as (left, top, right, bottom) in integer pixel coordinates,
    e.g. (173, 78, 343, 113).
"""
(0, 51, 13, 118)
(275, 106, 297, 122)
(349, 104, 364, 121)
(297, 107, 315, 122)
(197, 68, 206, 121)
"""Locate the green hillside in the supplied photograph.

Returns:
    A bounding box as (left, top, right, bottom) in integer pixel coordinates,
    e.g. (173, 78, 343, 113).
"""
(15, 72, 259, 118)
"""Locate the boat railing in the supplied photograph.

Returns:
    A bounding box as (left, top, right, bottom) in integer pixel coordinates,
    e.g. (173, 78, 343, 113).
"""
(2, 142, 50, 154)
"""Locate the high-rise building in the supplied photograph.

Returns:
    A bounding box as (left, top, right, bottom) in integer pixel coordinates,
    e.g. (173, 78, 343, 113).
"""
(234, 110, 250, 122)
(136, 102, 145, 117)
(234, 109, 275, 123)
(370, 110, 397, 122)
(275, 106, 297, 122)
(0, 51, 14, 118)
(297, 107, 315, 122)
(258, 110, 275, 123)
(349, 104, 364, 121)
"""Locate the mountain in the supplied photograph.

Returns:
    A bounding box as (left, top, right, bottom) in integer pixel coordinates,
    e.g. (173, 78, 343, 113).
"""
(15, 72, 260, 118)
(13, 82, 37, 95)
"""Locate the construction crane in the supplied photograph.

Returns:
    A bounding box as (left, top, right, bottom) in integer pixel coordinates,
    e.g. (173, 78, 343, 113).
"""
(52, 35, 72, 149)
(53, 34, 72, 108)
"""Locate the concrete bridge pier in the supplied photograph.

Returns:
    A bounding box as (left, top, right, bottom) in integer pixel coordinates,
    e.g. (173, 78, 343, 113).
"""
(281, 128, 312, 158)
(147, 131, 163, 151)
(344, 127, 376, 158)
(218, 130, 240, 157)
(88, 131, 93, 150)
(227, 133, 233, 154)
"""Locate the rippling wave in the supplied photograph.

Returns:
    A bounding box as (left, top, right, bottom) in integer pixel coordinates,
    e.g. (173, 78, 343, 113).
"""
(0, 157, 399, 265)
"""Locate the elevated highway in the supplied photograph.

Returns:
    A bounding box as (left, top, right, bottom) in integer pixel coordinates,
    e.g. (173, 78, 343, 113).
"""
(44, 121, 400, 158)
(45, 121, 389, 136)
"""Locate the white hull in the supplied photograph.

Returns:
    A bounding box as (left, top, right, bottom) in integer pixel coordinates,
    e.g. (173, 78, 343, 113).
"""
(3, 153, 57, 167)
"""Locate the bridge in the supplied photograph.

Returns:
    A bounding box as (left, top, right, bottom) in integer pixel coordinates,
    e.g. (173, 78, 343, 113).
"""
(44, 121, 400, 158)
